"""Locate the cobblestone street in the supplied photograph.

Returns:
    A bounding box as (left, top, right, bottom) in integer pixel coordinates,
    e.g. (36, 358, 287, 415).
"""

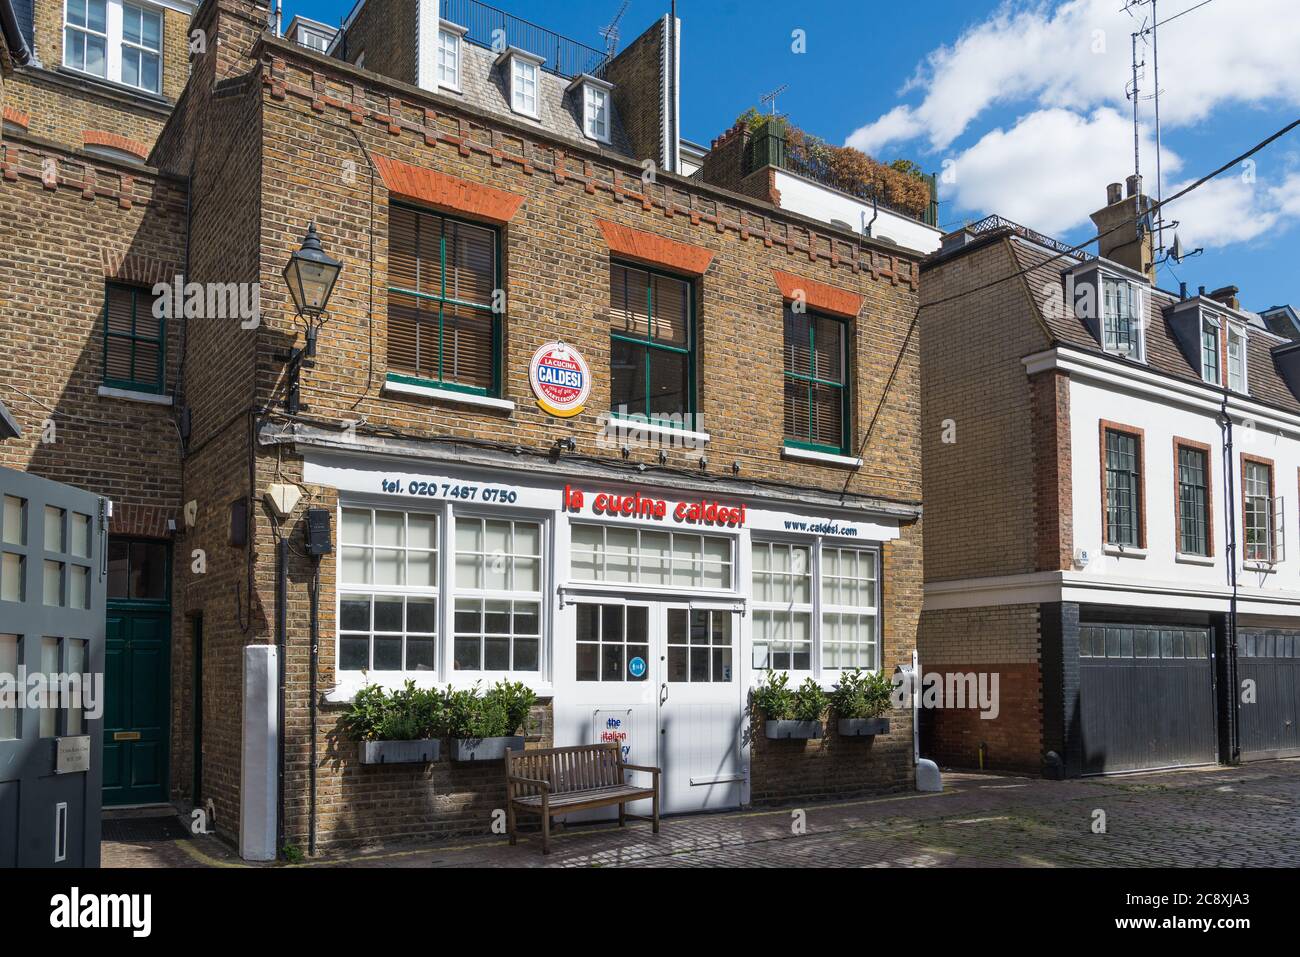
(103, 758, 1300, 869)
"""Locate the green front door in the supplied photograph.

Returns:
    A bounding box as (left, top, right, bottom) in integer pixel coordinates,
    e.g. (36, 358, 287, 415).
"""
(103, 539, 172, 806)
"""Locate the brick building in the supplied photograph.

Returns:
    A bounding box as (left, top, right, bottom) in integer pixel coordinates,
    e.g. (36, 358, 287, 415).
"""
(3, 0, 927, 858)
(920, 180, 1300, 777)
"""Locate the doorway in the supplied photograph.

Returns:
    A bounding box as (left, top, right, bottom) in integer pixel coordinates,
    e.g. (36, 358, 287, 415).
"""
(571, 599, 744, 814)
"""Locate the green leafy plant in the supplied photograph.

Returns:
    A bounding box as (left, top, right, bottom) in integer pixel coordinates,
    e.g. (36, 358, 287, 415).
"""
(830, 668, 893, 720)
(751, 671, 795, 720)
(444, 681, 535, 739)
(792, 677, 828, 722)
(339, 681, 446, 742)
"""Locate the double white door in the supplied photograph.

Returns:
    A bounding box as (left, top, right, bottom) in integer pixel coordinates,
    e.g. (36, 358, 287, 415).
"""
(573, 600, 744, 814)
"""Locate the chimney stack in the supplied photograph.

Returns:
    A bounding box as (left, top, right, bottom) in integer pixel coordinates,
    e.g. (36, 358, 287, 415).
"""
(1091, 181, 1155, 283)
(1207, 285, 1241, 311)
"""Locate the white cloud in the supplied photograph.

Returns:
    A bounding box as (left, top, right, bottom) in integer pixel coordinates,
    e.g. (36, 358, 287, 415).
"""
(846, 0, 1300, 156)
(942, 107, 1178, 235)
(1162, 170, 1300, 249)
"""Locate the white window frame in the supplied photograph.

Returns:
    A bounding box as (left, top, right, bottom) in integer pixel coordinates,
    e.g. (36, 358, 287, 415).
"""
(569, 521, 735, 593)
(501, 49, 543, 120)
(451, 514, 546, 676)
(336, 505, 441, 680)
(819, 544, 880, 674)
(63, 0, 164, 96)
(1101, 274, 1144, 362)
(435, 19, 467, 93)
(1201, 314, 1221, 385)
(582, 81, 612, 143)
(750, 540, 813, 675)
(1227, 322, 1248, 394)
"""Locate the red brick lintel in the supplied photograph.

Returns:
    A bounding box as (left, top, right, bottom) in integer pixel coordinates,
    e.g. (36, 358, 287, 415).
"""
(771, 269, 864, 319)
(595, 218, 715, 275)
(373, 153, 525, 223)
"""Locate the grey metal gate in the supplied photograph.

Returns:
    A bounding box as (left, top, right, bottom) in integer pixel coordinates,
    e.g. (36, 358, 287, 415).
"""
(1237, 630, 1300, 760)
(1078, 624, 1217, 774)
(0, 467, 107, 867)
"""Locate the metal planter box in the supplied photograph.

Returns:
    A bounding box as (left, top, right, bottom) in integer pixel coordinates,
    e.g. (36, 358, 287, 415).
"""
(358, 739, 440, 765)
(837, 717, 891, 738)
(765, 720, 823, 740)
(451, 735, 526, 762)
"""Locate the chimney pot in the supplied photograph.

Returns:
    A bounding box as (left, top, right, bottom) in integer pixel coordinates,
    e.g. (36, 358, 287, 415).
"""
(1107, 182, 1123, 206)
(1126, 174, 1143, 198)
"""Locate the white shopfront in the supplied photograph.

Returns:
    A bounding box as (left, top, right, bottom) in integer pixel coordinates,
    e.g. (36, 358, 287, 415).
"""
(304, 447, 905, 814)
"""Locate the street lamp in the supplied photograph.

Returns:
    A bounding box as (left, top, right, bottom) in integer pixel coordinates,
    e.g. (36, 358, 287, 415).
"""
(281, 222, 342, 413)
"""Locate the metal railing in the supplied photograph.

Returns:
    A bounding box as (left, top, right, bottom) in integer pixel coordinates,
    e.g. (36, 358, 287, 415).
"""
(748, 132, 937, 226)
(336, 0, 609, 78)
(441, 0, 608, 77)
(966, 214, 1093, 260)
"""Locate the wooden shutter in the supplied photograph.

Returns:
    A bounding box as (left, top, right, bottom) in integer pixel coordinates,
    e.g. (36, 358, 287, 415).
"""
(812, 315, 844, 385)
(447, 220, 495, 307)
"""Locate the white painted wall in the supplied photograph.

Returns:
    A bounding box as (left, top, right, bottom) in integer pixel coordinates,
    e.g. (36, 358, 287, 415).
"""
(1066, 364, 1300, 621)
(773, 169, 943, 256)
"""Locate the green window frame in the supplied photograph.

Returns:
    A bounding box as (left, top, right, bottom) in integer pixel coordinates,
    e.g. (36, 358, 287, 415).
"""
(783, 305, 850, 454)
(102, 282, 166, 394)
(385, 202, 502, 397)
(608, 261, 696, 428)
(1176, 445, 1209, 557)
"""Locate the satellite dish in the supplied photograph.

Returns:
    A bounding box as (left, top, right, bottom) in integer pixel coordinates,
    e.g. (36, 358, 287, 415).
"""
(1170, 233, 1184, 263)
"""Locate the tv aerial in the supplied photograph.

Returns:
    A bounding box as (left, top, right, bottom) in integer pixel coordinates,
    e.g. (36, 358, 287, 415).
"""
(760, 83, 789, 118)
(599, 1, 630, 61)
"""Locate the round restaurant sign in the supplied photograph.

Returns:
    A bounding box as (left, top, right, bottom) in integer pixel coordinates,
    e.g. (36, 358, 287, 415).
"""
(529, 342, 591, 419)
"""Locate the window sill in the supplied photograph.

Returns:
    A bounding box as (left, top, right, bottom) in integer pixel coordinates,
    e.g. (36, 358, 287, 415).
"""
(1175, 553, 1215, 566)
(782, 446, 862, 469)
(1103, 544, 1147, 559)
(98, 385, 172, 406)
(604, 416, 710, 446)
(1244, 562, 1278, 574)
(383, 378, 515, 412)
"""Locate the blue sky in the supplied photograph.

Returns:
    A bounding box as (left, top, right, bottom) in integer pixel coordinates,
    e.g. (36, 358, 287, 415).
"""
(288, 0, 1300, 311)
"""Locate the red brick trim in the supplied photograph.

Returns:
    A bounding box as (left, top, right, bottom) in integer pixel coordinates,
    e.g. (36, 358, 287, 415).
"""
(1172, 436, 1214, 558)
(1241, 452, 1276, 564)
(109, 503, 175, 540)
(83, 130, 150, 161)
(595, 218, 716, 275)
(101, 249, 180, 286)
(1099, 419, 1146, 548)
(770, 269, 864, 319)
(373, 153, 524, 223)
(2, 107, 29, 130)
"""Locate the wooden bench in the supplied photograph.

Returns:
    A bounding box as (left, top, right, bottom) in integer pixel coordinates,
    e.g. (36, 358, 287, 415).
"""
(505, 743, 660, 854)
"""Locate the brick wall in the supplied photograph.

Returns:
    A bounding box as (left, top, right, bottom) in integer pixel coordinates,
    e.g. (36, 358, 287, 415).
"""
(602, 16, 662, 166)
(1030, 369, 1072, 571)
(140, 0, 924, 850)
(4, 2, 192, 155)
(918, 605, 1044, 772)
(339, 0, 417, 84)
(920, 237, 1053, 582)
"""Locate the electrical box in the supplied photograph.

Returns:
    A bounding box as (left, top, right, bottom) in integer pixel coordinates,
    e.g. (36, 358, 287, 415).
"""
(305, 508, 332, 556)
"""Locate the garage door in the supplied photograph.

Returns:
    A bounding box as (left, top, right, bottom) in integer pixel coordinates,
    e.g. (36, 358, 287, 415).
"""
(1078, 624, 1217, 774)
(1237, 631, 1300, 760)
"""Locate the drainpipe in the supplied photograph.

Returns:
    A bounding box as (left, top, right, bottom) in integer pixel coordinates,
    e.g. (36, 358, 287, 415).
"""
(0, 0, 35, 66)
(309, 554, 320, 857)
(1218, 395, 1241, 764)
(275, 536, 288, 859)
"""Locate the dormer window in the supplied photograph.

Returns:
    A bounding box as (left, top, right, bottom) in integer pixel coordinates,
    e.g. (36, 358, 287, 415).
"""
(1227, 323, 1247, 393)
(1201, 315, 1220, 384)
(1102, 275, 1142, 360)
(436, 20, 467, 92)
(496, 48, 544, 120)
(567, 74, 614, 144)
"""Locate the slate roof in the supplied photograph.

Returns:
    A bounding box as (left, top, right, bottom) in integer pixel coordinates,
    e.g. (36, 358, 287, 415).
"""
(1007, 233, 1300, 418)
(454, 41, 633, 157)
